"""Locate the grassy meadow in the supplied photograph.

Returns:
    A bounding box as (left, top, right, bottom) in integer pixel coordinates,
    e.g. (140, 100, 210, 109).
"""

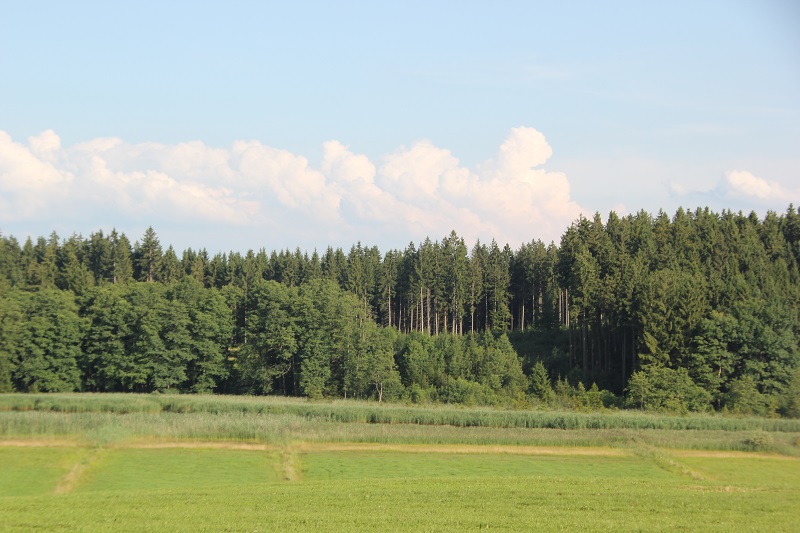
(2, 394, 800, 531)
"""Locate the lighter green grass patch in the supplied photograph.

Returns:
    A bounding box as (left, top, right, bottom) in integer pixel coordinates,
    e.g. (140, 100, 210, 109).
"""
(678, 456, 800, 488)
(73, 448, 279, 493)
(0, 447, 88, 497)
(2, 474, 799, 532)
(302, 450, 674, 482)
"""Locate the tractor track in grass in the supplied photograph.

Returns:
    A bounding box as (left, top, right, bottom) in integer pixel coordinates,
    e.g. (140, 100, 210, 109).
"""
(0, 439, 82, 448)
(2, 438, 798, 460)
(53, 447, 105, 495)
(0, 439, 627, 456)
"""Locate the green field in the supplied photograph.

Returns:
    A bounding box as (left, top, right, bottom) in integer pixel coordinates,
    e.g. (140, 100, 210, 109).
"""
(2, 394, 800, 531)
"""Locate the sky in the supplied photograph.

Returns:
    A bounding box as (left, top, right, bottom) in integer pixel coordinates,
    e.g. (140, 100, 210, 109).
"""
(1, 0, 799, 254)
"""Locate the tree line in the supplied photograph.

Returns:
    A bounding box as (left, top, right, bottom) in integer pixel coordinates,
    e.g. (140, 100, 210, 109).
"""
(1, 206, 799, 416)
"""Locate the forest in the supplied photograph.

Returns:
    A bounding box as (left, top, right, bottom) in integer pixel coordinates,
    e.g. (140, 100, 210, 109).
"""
(1, 206, 799, 417)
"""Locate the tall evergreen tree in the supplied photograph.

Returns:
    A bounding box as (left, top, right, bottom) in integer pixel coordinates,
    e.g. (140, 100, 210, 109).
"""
(135, 227, 162, 283)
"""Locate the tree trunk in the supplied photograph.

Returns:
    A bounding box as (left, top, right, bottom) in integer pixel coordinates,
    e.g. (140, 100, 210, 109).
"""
(622, 327, 627, 390)
(426, 287, 432, 334)
(582, 310, 588, 381)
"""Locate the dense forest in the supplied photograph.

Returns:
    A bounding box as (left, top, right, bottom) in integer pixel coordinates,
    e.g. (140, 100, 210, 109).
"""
(1, 206, 800, 417)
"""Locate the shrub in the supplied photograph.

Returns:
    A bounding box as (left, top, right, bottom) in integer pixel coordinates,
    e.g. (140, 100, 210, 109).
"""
(406, 384, 432, 404)
(742, 431, 774, 451)
(723, 376, 777, 417)
(625, 366, 711, 414)
(529, 361, 554, 404)
(439, 378, 497, 406)
(779, 366, 800, 418)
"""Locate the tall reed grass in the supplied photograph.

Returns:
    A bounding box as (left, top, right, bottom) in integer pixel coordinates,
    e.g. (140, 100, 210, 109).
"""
(2, 409, 799, 454)
(2, 393, 799, 432)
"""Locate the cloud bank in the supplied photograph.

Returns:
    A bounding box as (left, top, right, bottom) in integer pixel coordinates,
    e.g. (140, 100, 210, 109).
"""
(0, 127, 583, 250)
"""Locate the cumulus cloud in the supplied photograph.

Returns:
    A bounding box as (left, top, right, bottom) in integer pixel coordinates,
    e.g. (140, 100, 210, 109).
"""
(722, 170, 792, 202)
(0, 131, 73, 219)
(0, 127, 585, 249)
(492, 126, 553, 176)
(321, 141, 376, 184)
(671, 169, 797, 211)
(28, 129, 61, 158)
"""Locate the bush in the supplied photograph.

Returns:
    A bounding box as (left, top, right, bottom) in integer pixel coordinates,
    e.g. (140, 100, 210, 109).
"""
(742, 431, 774, 451)
(529, 361, 554, 404)
(439, 378, 498, 406)
(723, 376, 777, 417)
(625, 366, 711, 414)
(779, 366, 800, 418)
(406, 384, 433, 404)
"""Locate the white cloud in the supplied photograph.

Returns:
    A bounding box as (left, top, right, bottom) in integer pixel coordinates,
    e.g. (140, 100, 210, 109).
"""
(379, 141, 460, 201)
(28, 129, 61, 157)
(671, 169, 797, 211)
(232, 140, 340, 223)
(723, 170, 791, 202)
(0, 131, 72, 220)
(669, 181, 689, 196)
(492, 126, 553, 176)
(321, 141, 376, 184)
(0, 127, 585, 249)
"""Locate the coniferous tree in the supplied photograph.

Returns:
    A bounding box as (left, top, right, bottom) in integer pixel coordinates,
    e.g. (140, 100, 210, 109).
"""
(110, 230, 134, 285)
(135, 227, 162, 283)
(159, 246, 182, 284)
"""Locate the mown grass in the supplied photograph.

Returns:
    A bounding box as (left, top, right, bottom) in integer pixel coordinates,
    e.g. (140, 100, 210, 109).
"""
(74, 447, 280, 492)
(301, 450, 672, 481)
(0, 446, 85, 497)
(1, 447, 799, 532)
(2, 392, 800, 532)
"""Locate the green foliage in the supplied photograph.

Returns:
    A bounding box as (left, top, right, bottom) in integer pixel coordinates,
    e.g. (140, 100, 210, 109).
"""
(346, 325, 403, 402)
(529, 361, 554, 403)
(397, 334, 439, 388)
(741, 430, 775, 451)
(2, 205, 800, 415)
(11, 289, 84, 392)
(626, 366, 712, 414)
(689, 311, 738, 400)
(781, 366, 800, 418)
(723, 376, 777, 417)
(240, 280, 300, 395)
(0, 289, 22, 392)
(168, 277, 233, 393)
(438, 378, 497, 406)
(625, 371, 651, 410)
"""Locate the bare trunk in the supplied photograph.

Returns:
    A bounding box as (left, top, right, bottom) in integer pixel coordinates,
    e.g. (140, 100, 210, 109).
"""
(621, 327, 627, 390)
(426, 288, 432, 334)
(419, 286, 424, 333)
(582, 310, 588, 381)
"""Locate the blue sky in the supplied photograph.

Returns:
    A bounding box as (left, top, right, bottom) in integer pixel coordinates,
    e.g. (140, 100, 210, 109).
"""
(1, 1, 798, 253)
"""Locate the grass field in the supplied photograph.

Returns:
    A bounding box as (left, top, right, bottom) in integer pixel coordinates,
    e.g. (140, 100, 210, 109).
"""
(2, 394, 799, 531)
